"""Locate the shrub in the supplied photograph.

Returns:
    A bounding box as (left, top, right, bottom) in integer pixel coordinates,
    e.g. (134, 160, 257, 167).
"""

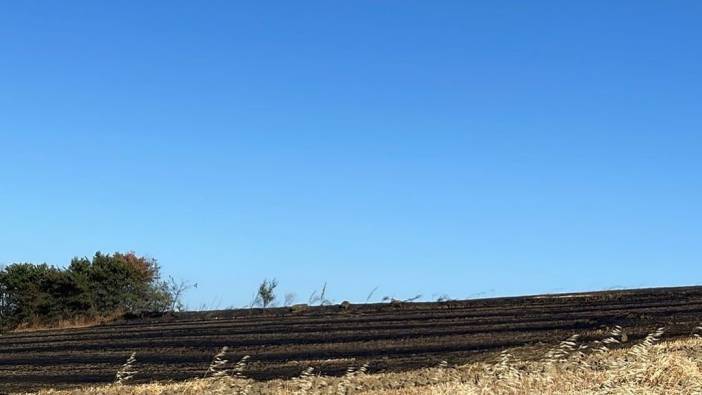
(0, 251, 177, 331)
(255, 279, 278, 308)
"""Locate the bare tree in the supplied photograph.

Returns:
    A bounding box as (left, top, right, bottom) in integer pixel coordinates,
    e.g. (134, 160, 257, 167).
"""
(165, 276, 193, 312)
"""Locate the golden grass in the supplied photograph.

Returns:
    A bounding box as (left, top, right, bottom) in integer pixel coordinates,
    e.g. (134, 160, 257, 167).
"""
(12, 311, 124, 333)
(33, 336, 702, 395)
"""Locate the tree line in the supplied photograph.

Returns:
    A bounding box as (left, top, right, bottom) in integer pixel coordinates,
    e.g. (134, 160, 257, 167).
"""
(0, 252, 181, 331)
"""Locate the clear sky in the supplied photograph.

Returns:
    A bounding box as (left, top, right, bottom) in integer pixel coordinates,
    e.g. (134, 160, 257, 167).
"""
(1, 2, 700, 309)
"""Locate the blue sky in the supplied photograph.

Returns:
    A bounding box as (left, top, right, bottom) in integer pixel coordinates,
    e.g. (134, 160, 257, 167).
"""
(1, 2, 700, 308)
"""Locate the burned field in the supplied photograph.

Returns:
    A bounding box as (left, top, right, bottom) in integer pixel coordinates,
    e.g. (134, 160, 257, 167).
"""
(2, 286, 702, 392)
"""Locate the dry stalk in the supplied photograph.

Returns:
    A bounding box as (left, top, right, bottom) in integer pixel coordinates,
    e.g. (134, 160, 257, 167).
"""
(337, 363, 369, 394)
(114, 352, 137, 385)
(205, 346, 230, 378)
(292, 367, 315, 395)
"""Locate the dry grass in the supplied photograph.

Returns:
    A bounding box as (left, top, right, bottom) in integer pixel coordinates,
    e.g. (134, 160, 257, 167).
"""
(33, 334, 702, 395)
(12, 311, 124, 333)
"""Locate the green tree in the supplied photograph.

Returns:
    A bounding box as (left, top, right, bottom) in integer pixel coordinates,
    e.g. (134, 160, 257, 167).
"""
(0, 251, 179, 330)
(255, 278, 278, 308)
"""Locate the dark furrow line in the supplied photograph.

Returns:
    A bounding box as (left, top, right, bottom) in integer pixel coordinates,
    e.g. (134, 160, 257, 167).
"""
(3, 303, 702, 349)
(4, 297, 701, 343)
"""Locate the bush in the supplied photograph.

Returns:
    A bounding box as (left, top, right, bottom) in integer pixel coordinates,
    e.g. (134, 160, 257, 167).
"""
(255, 278, 278, 308)
(0, 252, 177, 331)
